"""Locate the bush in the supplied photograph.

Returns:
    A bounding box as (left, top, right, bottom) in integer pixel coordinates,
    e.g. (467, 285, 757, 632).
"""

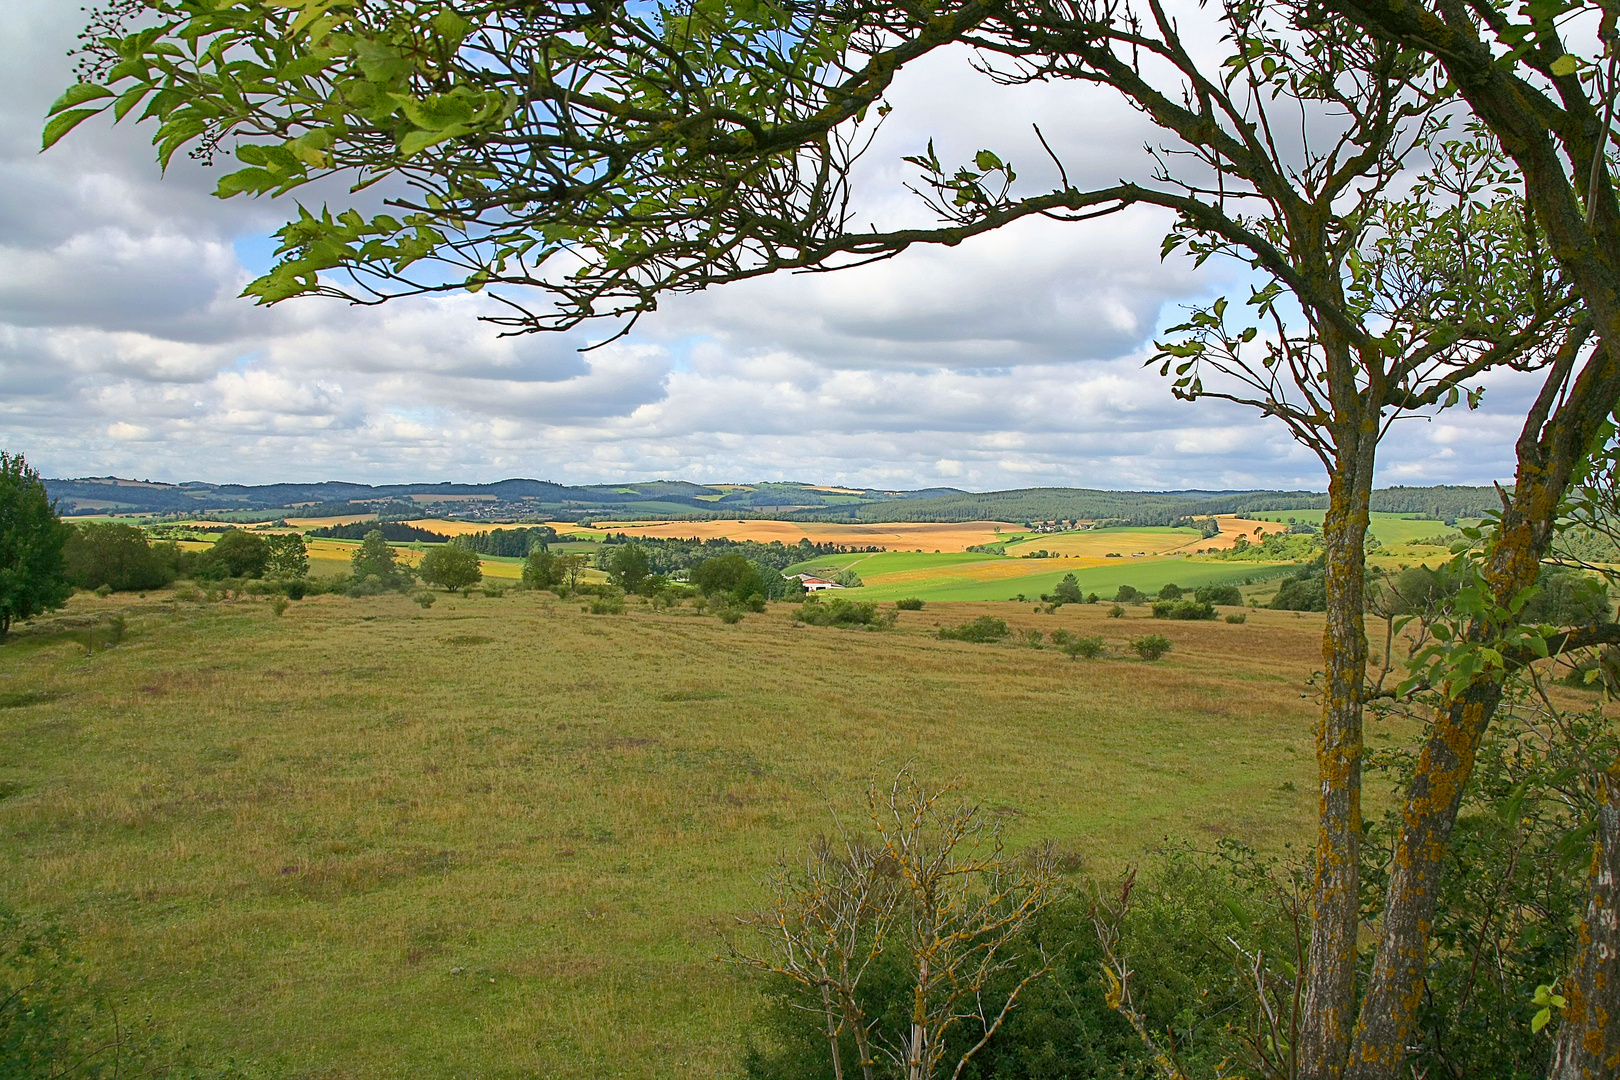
(1130, 633, 1172, 660)
(281, 579, 307, 600)
(937, 616, 1010, 643)
(588, 591, 626, 614)
(1225, 612, 1247, 624)
(414, 591, 436, 609)
(795, 597, 894, 628)
(1151, 599, 1216, 620)
(1058, 633, 1106, 659)
(1113, 584, 1143, 604)
(894, 597, 925, 610)
(1107, 604, 1125, 618)
(269, 596, 290, 617)
(716, 605, 744, 624)
(1195, 583, 1243, 606)
(1156, 583, 1183, 600)
(1018, 628, 1045, 648)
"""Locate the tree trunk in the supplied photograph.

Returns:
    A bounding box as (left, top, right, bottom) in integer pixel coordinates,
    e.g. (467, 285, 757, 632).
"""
(1549, 756, 1620, 1080)
(1299, 446, 1376, 1080)
(1343, 458, 1583, 1076)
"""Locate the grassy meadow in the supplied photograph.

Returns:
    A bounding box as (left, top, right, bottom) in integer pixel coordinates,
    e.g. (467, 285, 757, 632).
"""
(0, 587, 1368, 1079)
(786, 549, 1293, 602)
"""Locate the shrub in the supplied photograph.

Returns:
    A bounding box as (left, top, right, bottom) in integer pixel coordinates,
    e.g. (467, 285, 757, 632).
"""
(1113, 584, 1143, 604)
(414, 591, 436, 609)
(1151, 600, 1216, 620)
(1107, 604, 1125, 619)
(1156, 583, 1183, 601)
(589, 592, 626, 615)
(1060, 634, 1106, 659)
(937, 616, 1010, 643)
(796, 597, 893, 628)
(270, 597, 290, 617)
(94, 583, 112, 598)
(1019, 628, 1045, 648)
(1195, 583, 1243, 606)
(1130, 633, 1173, 660)
(716, 606, 744, 624)
(894, 597, 925, 610)
(481, 584, 506, 598)
(1225, 612, 1247, 624)
(281, 579, 307, 600)
(171, 584, 202, 603)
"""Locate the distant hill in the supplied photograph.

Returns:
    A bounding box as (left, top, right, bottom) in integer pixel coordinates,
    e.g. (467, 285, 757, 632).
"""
(43, 476, 1503, 525)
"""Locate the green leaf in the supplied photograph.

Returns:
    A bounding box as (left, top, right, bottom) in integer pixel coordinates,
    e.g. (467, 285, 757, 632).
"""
(1551, 53, 1579, 77)
(41, 108, 102, 151)
(1532, 1006, 1551, 1033)
(47, 83, 113, 117)
(974, 149, 1003, 171)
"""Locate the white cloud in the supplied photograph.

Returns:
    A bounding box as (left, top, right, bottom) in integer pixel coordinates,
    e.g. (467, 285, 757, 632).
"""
(0, 2, 1533, 492)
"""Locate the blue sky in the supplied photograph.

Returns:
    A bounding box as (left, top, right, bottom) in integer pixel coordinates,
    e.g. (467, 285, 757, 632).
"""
(0, 2, 1537, 490)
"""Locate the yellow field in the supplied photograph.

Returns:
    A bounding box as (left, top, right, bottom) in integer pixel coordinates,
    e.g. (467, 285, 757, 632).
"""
(572, 518, 1025, 551)
(284, 515, 378, 529)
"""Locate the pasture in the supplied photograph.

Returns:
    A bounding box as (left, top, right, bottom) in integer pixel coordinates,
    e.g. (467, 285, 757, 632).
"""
(0, 588, 1352, 1079)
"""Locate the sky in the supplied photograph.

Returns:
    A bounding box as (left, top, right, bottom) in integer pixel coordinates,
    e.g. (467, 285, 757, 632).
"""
(0, 2, 1540, 491)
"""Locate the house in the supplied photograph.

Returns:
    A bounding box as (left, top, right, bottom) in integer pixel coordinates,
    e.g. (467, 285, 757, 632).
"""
(790, 573, 844, 593)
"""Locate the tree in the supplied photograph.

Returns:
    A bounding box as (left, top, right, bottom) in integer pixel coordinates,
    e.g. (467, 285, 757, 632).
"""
(521, 545, 560, 590)
(418, 542, 482, 590)
(0, 452, 71, 639)
(265, 533, 308, 579)
(605, 543, 652, 595)
(192, 530, 269, 580)
(691, 554, 764, 602)
(61, 522, 177, 592)
(350, 530, 403, 588)
(1048, 574, 1083, 605)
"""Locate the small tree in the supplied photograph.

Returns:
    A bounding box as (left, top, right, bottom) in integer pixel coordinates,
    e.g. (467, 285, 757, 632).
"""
(605, 542, 652, 595)
(0, 452, 71, 638)
(265, 532, 308, 579)
(1049, 574, 1083, 605)
(193, 530, 269, 580)
(521, 545, 559, 590)
(418, 542, 482, 591)
(349, 530, 403, 588)
(725, 768, 1059, 1080)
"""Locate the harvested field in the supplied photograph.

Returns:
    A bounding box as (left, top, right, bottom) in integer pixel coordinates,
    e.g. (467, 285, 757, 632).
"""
(572, 518, 1026, 551)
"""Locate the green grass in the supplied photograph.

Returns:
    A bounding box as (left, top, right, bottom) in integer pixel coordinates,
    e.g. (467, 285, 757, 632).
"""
(0, 589, 1345, 1079)
(1245, 509, 1468, 546)
(783, 551, 990, 576)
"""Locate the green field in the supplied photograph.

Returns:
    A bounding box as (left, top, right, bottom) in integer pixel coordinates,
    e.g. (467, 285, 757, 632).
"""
(787, 549, 1293, 602)
(0, 588, 1349, 1079)
(1245, 509, 1468, 546)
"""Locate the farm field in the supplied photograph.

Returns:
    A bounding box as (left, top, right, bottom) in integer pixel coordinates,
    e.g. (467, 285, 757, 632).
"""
(1244, 509, 1467, 547)
(572, 518, 1026, 551)
(0, 589, 1367, 1080)
(787, 549, 1294, 601)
